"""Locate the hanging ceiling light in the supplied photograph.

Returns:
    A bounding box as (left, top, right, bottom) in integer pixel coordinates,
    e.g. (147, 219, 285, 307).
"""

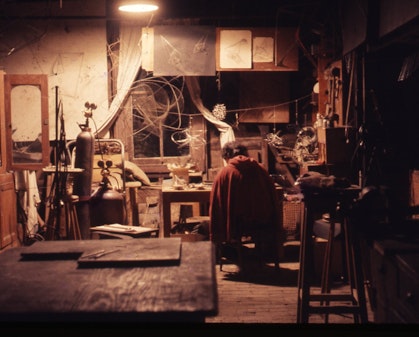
(118, 2, 159, 13)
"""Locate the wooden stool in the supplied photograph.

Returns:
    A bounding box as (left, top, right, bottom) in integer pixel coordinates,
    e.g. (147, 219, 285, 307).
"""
(63, 194, 82, 240)
(297, 186, 368, 323)
(313, 218, 347, 287)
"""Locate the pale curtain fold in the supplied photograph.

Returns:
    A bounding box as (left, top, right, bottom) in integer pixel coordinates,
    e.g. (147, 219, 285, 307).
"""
(185, 76, 235, 148)
(14, 170, 41, 236)
(96, 24, 143, 137)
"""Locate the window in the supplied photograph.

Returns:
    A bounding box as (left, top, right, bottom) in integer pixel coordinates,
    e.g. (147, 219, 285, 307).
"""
(131, 76, 190, 158)
(129, 76, 207, 175)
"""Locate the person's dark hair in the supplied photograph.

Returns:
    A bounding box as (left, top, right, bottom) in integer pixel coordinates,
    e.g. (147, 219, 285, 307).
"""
(221, 141, 249, 160)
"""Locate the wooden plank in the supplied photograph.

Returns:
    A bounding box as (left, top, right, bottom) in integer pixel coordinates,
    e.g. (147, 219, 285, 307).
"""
(21, 238, 181, 267)
(78, 238, 181, 267)
(90, 224, 158, 236)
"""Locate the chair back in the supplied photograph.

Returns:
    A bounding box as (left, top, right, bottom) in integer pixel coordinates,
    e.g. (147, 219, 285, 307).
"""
(67, 138, 126, 192)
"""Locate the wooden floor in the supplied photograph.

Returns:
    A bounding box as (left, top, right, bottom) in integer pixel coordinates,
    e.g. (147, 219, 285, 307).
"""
(205, 240, 375, 325)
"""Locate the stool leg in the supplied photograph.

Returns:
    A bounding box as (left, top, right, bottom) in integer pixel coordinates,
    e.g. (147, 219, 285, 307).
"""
(345, 219, 369, 323)
(320, 221, 335, 323)
(62, 201, 69, 239)
(297, 205, 312, 323)
(129, 187, 139, 226)
(67, 202, 74, 239)
(70, 201, 82, 240)
(217, 244, 223, 271)
(296, 207, 306, 323)
(62, 196, 82, 240)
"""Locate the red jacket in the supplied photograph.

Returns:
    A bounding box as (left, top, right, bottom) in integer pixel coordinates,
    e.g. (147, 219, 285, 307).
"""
(209, 155, 285, 249)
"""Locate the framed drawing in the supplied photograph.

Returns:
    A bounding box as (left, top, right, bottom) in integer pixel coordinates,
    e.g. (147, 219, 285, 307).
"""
(218, 29, 252, 69)
(216, 27, 298, 71)
(253, 36, 274, 63)
(153, 25, 216, 76)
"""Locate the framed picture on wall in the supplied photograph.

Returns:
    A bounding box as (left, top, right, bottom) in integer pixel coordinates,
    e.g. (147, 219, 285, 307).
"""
(218, 29, 252, 69)
(216, 27, 298, 71)
(153, 25, 216, 76)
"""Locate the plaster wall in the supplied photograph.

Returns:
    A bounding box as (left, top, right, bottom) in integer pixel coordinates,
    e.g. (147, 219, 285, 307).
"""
(1, 19, 108, 141)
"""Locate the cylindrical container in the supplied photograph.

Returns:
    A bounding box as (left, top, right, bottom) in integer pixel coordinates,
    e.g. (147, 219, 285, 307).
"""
(90, 185, 125, 226)
(73, 126, 95, 199)
(73, 125, 95, 239)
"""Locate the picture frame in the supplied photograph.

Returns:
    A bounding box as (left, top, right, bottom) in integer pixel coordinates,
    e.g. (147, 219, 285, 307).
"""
(4, 74, 50, 170)
(216, 27, 298, 71)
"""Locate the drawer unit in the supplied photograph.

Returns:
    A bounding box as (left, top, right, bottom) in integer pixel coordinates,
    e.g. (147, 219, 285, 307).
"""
(371, 239, 419, 323)
(370, 246, 398, 323)
(394, 253, 419, 323)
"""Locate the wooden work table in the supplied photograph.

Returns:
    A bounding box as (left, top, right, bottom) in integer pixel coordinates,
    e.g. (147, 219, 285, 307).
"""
(161, 183, 212, 237)
(0, 238, 218, 323)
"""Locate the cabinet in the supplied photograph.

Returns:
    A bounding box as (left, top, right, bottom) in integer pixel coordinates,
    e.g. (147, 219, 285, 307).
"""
(0, 71, 6, 173)
(371, 239, 419, 323)
(1, 72, 48, 249)
(0, 173, 17, 249)
(1, 71, 18, 250)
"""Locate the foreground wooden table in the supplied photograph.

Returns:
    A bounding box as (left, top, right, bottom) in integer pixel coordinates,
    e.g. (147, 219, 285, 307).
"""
(0, 238, 218, 323)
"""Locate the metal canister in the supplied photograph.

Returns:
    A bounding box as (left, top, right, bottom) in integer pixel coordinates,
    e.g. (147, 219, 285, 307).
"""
(73, 125, 95, 239)
(90, 185, 125, 226)
(73, 126, 94, 199)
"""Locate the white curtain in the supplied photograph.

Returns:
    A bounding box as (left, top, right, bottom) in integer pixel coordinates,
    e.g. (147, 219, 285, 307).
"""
(96, 24, 143, 137)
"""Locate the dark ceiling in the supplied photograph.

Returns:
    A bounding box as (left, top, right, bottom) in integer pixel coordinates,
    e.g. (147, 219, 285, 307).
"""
(0, 0, 418, 57)
(0, 0, 336, 28)
(0, 0, 338, 59)
(154, 0, 333, 27)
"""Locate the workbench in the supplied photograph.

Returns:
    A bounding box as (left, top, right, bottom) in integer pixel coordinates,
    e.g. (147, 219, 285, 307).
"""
(0, 238, 218, 323)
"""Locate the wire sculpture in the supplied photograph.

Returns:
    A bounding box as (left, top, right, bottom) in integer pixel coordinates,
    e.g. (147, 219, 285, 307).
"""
(293, 126, 318, 163)
(131, 77, 185, 140)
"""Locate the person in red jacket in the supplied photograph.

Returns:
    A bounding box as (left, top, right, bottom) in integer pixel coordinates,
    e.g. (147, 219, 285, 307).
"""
(209, 141, 285, 270)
